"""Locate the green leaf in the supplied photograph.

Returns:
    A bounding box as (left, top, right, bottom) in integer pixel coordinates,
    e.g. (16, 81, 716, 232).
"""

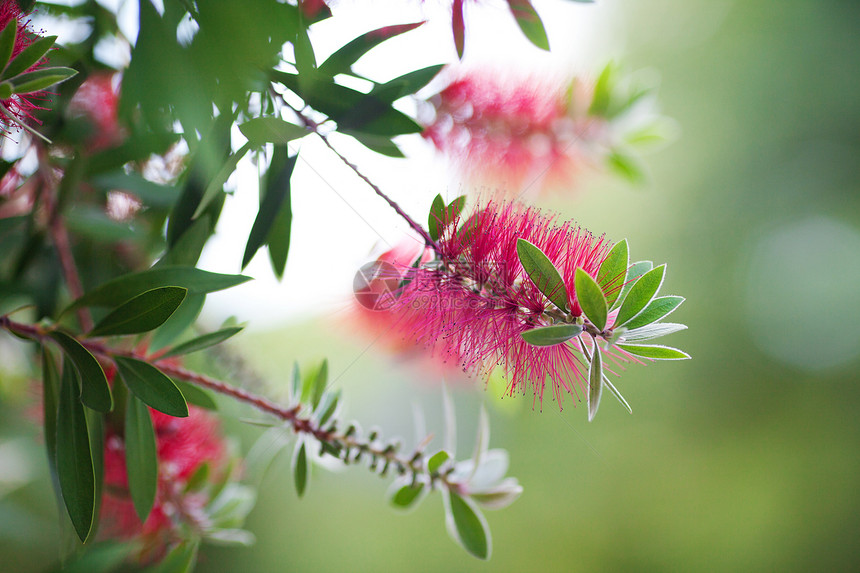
(446, 491, 491, 560)
(311, 359, 328, 409)
(318, 22, 425, 77)
(42, 346, 61, 473)
(390, 483, 424, 509)
(114, 356, 188, 418)
(150, 540, 199, 573)
(574, 268, 608, 331)
(293, 441, 309, 498)
(89, 286, 187, 338)
(371, 64, 444, 101)
(243, 152, 298, 269)
(607, 149, 646, 184)
(0, 34, 56, 81)
(125, 394, 158, 522)
(148, 293, 205, 352)
(172, 380, 217, 411)
(49, 331, 112, 413)
(0, 20, 18, 75)
(618, 344, 690, 360)
(158, 217, 211, 267)
(615, 264, 666, 327)
(184, 462, 210, 493)
(160, 326, 244, 359)
(520, 324, 582, 347)
(613, 260, 652, 310)
(348, 132, 404, 157)
(427, 194, 445, 241)
(621, 322, 687, 343)
(313, 388, 340, 425)
(623, 296, 684, 330)
(427, 450, 450, 474)
(587, 342, 603, 422)
(598, 239, 628, 309)
(602, 375, 632, 414)
(65, 266, 250, 311)
(56, 362, 95, 543)
(516, 238, 569, 312)
(508, 0, 550, 51)
(8, 66, 77, 94)
(191, 141, 252, 220)
(588, 62, 616, 117)
(238, 117, 307, 147)
(265, 146, 296, 279)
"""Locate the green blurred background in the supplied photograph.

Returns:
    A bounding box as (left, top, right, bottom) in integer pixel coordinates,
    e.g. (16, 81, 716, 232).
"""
(3, 0, 860, 571)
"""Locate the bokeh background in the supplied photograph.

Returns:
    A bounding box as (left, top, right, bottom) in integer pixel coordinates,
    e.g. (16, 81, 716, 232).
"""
(2, 0, 860, 571)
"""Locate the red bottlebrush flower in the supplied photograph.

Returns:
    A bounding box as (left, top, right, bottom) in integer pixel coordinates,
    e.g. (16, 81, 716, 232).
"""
(0, 1, 48, 134)
(376, 201, 638, 408)
(423, 71, 602, 194)
(100, 405, 229, 562)
(67, 72, 125, 151)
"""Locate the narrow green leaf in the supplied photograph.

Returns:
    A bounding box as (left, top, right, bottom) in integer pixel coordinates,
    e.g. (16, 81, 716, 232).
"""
(613, 260, 652, 310)
(371, 64, 444, 101)
(293, 441, 309, 497)
(160, 326, 244, 359)
(57, 363, 95, 542)
(184, 462, 210, 493)
(84, 406, 104, 538)
(1, 34, 56, 81)
(508, 0, 550, 51)
(158, 217, 211, 267)
(427, 450, 450, 474)
(391, 483, 424, 509)
(238, 117, 307, 147)
(42, 346, 60, 481)
(602, 375, 632, 414)
(191, 141, 252, 220)
(65, 266, 250, 312)
(265, 145, 296, 279)
(290, 362, 301, 402)
(9, 66, 77, 94)
(446, 492, 491, 560)
(89, 287, 187, 337)
(618, 344, 690, 360)
(621, 322, 687, 343)
(598, 239, 628, 309)
(588, 61, 616, 117)
(310, 359, 328, 409)
(318, 22, 425, 77)
(607, 149, 646, 184)
(623, 295, 684, 330)
(520, 324, 582, 347)
(114, 356, 188, 418)
(615, 264, 666, 327)
(90, 172, 179, 210)
(574, 268, 608, 331)
(428, 194, 445, 241)
(172, 380, 217, 411)
(125, 394, 158, 522)
(150, 540, 199, 573)
(516, 238, 569, 312)
(148, 293, 206, 352)
(243, 152, 298, 269)
(587, 342, 603, 422)
(49, 331, 113, 413)
(348, 132, 404, 157)
(0, 20, 18, 75)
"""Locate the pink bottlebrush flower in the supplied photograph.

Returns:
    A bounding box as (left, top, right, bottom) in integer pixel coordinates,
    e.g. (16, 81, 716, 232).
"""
(99, 393, 229, 562)
(423, 71, 609, 194)
(0, 1, 48, 134)
(67, 72, 125, 151)
(379, 200, 633, 408)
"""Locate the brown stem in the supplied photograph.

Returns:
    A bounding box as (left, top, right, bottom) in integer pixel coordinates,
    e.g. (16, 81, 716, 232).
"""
(49, 215, 93, 332)
(280, 99, 443, 254)
(0, 315, 452, 487)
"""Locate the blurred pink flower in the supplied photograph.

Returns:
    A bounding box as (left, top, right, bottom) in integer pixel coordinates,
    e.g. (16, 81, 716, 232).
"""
(423, 72, 603, 193)
(68, 72, 125, 151)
